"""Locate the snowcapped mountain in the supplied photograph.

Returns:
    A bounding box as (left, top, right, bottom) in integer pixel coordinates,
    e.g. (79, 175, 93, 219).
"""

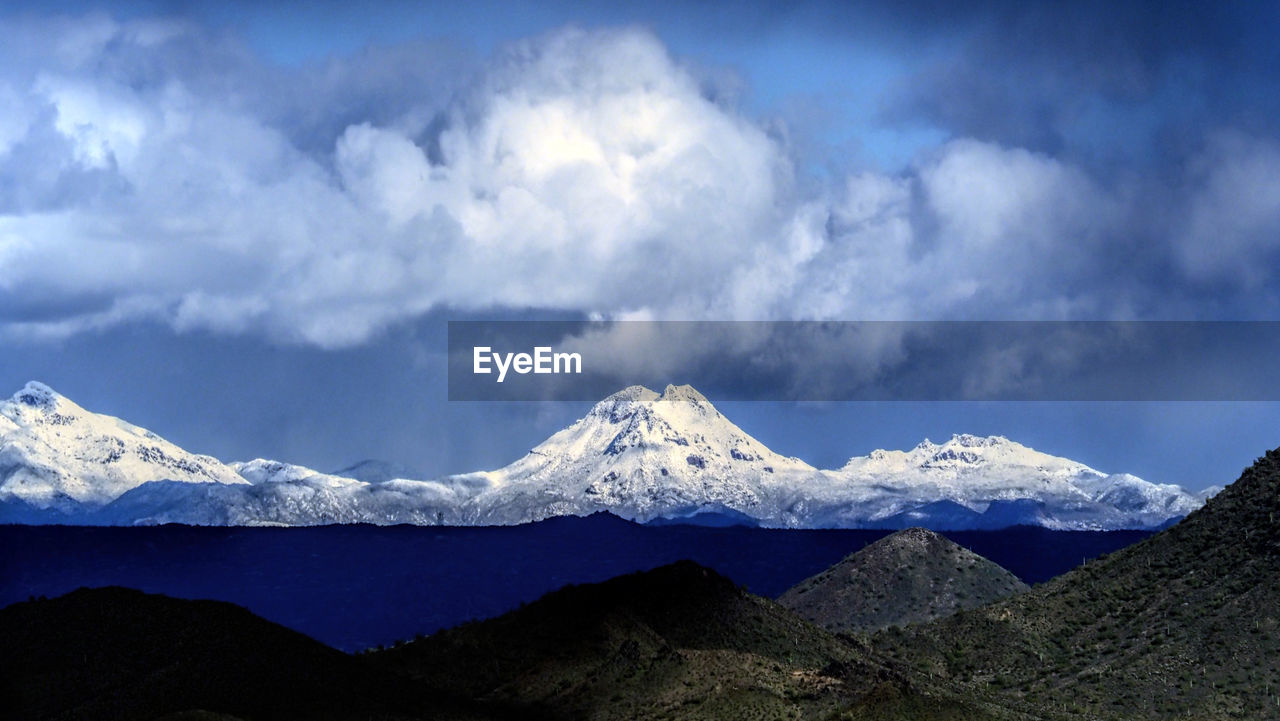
(821, 434, 1207, 530)
(0, 381, 247, 512)
(450, 393, 1206, 529)
(450, 384, 820, 525)
(0, 381, 1212, 529)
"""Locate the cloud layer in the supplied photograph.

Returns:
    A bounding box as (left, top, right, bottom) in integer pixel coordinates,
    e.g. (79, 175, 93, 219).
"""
(1, 14, 1278, 347)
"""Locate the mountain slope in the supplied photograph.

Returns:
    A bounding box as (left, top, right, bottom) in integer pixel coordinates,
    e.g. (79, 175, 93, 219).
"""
(377, 560, 1022, 721)
(880, 446, 1280, 719)
(0, 382, 247, 511)
(95, 459, 461, 526)
(2, 567, 1034, 721)
(779, 528, 1029, 634)
(0, 587, 503, 721)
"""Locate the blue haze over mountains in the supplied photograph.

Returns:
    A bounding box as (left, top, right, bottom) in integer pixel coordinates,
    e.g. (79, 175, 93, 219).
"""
(0, 518, 1152, 651)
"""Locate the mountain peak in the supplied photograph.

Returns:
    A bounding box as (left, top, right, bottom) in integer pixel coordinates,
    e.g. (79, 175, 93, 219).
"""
(586, 385, 661, 423)
(599, 385, 660, 404)
(591, 384, 709, 405)
(1, 381, 249, 509)
(909, 435, 1014, 453)
(659, 384, 708, 403)
(946, 433, 1010, 448)
(779, 526, 1029, 633)
(879, 525, 945, 547)
(12, 381, 61, 411)
(475, 382, 815, 525)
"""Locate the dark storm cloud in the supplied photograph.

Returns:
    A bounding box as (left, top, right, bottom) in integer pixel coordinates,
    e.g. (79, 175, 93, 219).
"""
(875, 1, 1280, 163)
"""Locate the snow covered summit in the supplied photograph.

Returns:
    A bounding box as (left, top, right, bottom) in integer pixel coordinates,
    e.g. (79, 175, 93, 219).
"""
(828, 433, 1205, 529)
(457, 384, 818, 524)
(0, 381, 247, 511)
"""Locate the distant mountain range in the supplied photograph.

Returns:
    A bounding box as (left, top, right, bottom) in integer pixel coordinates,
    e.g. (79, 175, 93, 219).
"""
(0, 381, 1213, 529)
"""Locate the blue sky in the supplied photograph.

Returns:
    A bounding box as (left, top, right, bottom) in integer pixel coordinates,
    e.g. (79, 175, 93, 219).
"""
(1, 1, 1279, 489)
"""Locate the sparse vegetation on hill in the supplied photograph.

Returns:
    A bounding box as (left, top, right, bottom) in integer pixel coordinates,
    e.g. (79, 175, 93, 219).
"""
(378, 560, 1027, 721)
(879, 447, 1280, 720)
(779, 527, 1029, 634)
(380, 561, 869, 720)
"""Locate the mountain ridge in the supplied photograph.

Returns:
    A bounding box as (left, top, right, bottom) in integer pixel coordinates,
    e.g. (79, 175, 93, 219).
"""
(0, 381, 1208, 530)
(1, 566, 1024, 721)
(374, 560, 1016, 721)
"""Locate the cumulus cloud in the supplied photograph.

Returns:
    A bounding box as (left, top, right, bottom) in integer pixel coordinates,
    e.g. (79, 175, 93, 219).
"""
(333, 28, 794, 319)
(782, 139, 1125, 322)
(0, 15, 1276, 348)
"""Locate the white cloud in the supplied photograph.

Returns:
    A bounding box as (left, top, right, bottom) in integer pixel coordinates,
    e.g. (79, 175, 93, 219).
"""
(782, 140, 1120, 322)
(355, 27, 794, 317)
(0, 17, 1275, 348)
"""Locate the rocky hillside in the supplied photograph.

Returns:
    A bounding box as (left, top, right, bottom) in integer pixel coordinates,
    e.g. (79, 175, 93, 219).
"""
(378, 561, 1020, 721)
(879, 447, 1280, 720)
(779, 528, 1029, 634)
